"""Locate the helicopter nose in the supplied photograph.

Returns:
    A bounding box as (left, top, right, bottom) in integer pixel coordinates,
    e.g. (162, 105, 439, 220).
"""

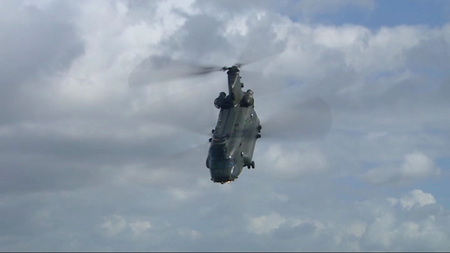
(210, 168, 232, 183)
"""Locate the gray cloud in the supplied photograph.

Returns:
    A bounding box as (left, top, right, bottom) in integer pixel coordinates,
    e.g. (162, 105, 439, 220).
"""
(162, 13, 231, 60)
(0, 1, 84, 125)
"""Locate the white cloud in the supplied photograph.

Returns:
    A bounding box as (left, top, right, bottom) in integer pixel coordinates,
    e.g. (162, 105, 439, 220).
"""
(261, 144, 328, 180)
(101, 215, 153, 238)
(169, 188, 200, 201)
(101, 215, 127, 237)
(389, 189, 437, 211)
(363, 151, 440, 185)
(242, 190, 450, 251)
(247, 212, 287, 235)
(359, 190, 449, 251)
(130, 221, 152, 236)
(400, 152, 440, 179)
(178, 228, 200, 240)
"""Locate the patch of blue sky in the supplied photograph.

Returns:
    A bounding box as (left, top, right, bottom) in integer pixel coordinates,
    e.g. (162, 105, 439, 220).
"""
(285, 0, 449, 29)
(365, 69, 404, 82)
(286, 78, 303, 87)
(436, 157, 450, 171)
(409, 66, 448, 81)
(330, 176, 370, 202)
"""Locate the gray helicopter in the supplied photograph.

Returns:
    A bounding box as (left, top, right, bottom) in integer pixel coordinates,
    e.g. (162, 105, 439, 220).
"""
(207, 65, 262, 184)
(128, 55, 332, 184)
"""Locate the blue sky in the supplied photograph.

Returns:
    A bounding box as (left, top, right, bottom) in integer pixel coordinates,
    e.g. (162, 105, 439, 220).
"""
(288, 0, 450, 28)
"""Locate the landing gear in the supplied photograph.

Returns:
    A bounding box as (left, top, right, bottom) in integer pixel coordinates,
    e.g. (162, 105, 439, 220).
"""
(247, 161, 255, 169)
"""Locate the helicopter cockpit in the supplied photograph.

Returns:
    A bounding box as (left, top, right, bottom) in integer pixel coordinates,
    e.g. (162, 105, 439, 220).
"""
(209, 157, 235, 183)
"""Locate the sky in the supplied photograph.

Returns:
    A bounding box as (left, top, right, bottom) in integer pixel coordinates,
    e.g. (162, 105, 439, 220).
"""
(1, 0, 450, 251)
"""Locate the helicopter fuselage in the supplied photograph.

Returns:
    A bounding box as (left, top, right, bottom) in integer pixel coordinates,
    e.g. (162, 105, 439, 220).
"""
(206, 67, 261, 184)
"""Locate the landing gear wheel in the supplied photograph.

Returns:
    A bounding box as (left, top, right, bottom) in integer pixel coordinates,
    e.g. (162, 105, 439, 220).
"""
(257, 125, 262, 133)
(251, 161, 255, 169)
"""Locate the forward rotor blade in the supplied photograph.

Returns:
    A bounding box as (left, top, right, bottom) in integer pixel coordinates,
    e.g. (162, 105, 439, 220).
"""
(234, 51, 281, 69)
(234, 36, 285, 68)
(260, 97, 332, 142)
(128, 55, 223, 87)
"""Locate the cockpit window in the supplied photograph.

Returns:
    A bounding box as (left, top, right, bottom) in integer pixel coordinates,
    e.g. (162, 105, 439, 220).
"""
(210, 158, 234, 170)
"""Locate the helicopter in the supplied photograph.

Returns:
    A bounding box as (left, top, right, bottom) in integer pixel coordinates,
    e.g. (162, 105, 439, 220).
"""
(207, 65, 262, 184)
(128, 55, 332, 184)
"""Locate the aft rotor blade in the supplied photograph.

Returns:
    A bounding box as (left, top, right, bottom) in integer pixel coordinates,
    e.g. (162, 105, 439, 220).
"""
(234, 52, 281, 69)
(128, 55, 223, 87)
(260, 97, 332, 142)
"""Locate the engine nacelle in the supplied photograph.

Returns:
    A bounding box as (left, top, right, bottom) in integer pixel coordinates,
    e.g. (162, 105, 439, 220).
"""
(215, 92, 234, 109)
(240, 89, 254, 107)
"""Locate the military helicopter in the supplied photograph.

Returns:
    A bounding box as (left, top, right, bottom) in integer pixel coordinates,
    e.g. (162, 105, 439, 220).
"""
(129, 55, 332, 184)
(207, 64, 262, 184)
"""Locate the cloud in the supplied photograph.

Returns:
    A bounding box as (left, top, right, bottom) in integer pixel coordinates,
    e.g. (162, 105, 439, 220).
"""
(101, 215, 127, 237)
(101, 215, 154, 238)
(130, 221, 152, 236)
(363, 151, 440, 185)
(359, 190, 449, 251)
(260, 144, 328, 180)
(178, 228, 200, 240)
(247, 212, 287, 235)
(242, 189, 450, 251)
(388, 189, 436, 210)
(0, 1, 84, 124)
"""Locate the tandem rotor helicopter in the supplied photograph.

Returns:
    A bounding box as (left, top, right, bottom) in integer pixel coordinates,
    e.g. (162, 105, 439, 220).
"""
(129, 55, 332, 184)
